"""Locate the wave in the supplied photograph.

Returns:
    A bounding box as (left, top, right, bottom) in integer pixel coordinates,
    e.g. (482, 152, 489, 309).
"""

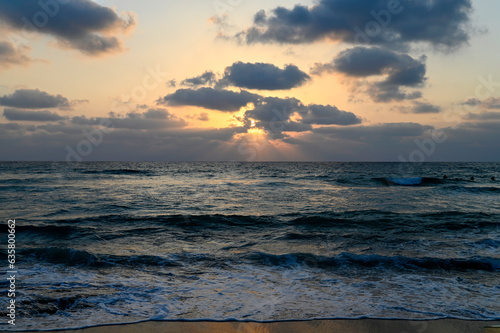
(441, 185, 500, 194)
(82, 169, 151, 175)
(15, 224, 93, 238)
(20, 247, 181, 268)
(44, 214, 275, 229)
(373, 177, 445, 186)
(17, 210, 498, 235)
(243, 252, 500, 272)
(20, 247, 499, 272)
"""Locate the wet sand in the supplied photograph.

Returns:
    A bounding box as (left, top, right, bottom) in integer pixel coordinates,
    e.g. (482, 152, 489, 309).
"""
(14, 319, 500, 333)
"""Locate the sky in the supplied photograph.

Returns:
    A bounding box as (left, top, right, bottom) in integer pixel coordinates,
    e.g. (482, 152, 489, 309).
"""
(1, 0, 500, 161)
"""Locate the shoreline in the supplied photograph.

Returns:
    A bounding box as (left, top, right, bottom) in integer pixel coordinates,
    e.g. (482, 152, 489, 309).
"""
(9, 319, 500, 333)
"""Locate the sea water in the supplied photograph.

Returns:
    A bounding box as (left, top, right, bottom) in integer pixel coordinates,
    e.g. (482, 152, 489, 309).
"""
(0, 162, 499, 330)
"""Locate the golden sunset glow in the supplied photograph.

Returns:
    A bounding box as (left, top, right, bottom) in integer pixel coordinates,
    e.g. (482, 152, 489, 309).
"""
(0, 0, 499, 161)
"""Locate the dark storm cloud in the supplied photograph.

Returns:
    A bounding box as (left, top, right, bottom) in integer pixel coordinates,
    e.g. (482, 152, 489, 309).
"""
(0, 41, 32, 69)
(314, 47, 427, 102)
(3, 108, 65, 122)
(159, 88, 260, 112)
(0, 0, 135, 55)
(181, 71, 217, 87)
(237, 0, 473, 50)
(0, 89, 70, 109)
(220, 62, 310, 90)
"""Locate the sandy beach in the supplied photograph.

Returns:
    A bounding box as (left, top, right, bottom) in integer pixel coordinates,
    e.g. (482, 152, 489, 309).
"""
(12, 320, 500, 333)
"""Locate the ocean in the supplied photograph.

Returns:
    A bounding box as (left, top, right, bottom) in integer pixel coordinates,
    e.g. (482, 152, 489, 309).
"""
(1, 162, 499, 330)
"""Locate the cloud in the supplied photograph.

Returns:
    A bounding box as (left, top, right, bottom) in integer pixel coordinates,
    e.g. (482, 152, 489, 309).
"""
(143, 108, 170, 119)
(181, 71, 217, 87)
(0, 41, 33, 69)
(244, 96, 303, 122)
(398, 101, 442, 114)
(198, 112, 210, 121)
(158, 87, 260, 112)
(314, 122, 432, 138)
(482, 97, 500, 109)
(237, 0, 473, 50)
(0, 89, 70, 109)
(3, 108, 65, 122)
(462, 98, 481, 106)
(220, 62, 310, 90)
(3, 117, 500, 161)
(243, 96, 362, 139)
(367, 85, 422, 102)
(462, 97, 500, 109)
(300, 104, 363, 125)
(179, 62, 310, 91)
(465, 112, 500, 121)
(314, 47, 427, 102)
(0, 119, 249, 161)
(71, 108, 187, 130)
(0, 0, 135, 56)
(318, 47, 426, 85)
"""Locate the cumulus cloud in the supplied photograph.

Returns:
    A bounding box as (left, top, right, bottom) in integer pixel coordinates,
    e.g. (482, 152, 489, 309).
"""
(0, 89, 70, 109)
(0, 41, 33, 69)
(319, 47, 426, 85)
(220, 62, 310, 90)
(237, 0, 473, 50)
(244, 96, 303, 122)
(179, 62, 310, 91)
(314, 47, 427, 102)
(243, 96, 362, 139)
(181, 71, 217, 87)
(300, 104, 363, 125)
(0, 0, 135, 55)
(158, 88, 260, 112)
(3, 108, 65, 122)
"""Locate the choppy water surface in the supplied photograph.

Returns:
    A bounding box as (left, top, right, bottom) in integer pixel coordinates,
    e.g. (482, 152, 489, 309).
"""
(1, 162, 499, 330)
